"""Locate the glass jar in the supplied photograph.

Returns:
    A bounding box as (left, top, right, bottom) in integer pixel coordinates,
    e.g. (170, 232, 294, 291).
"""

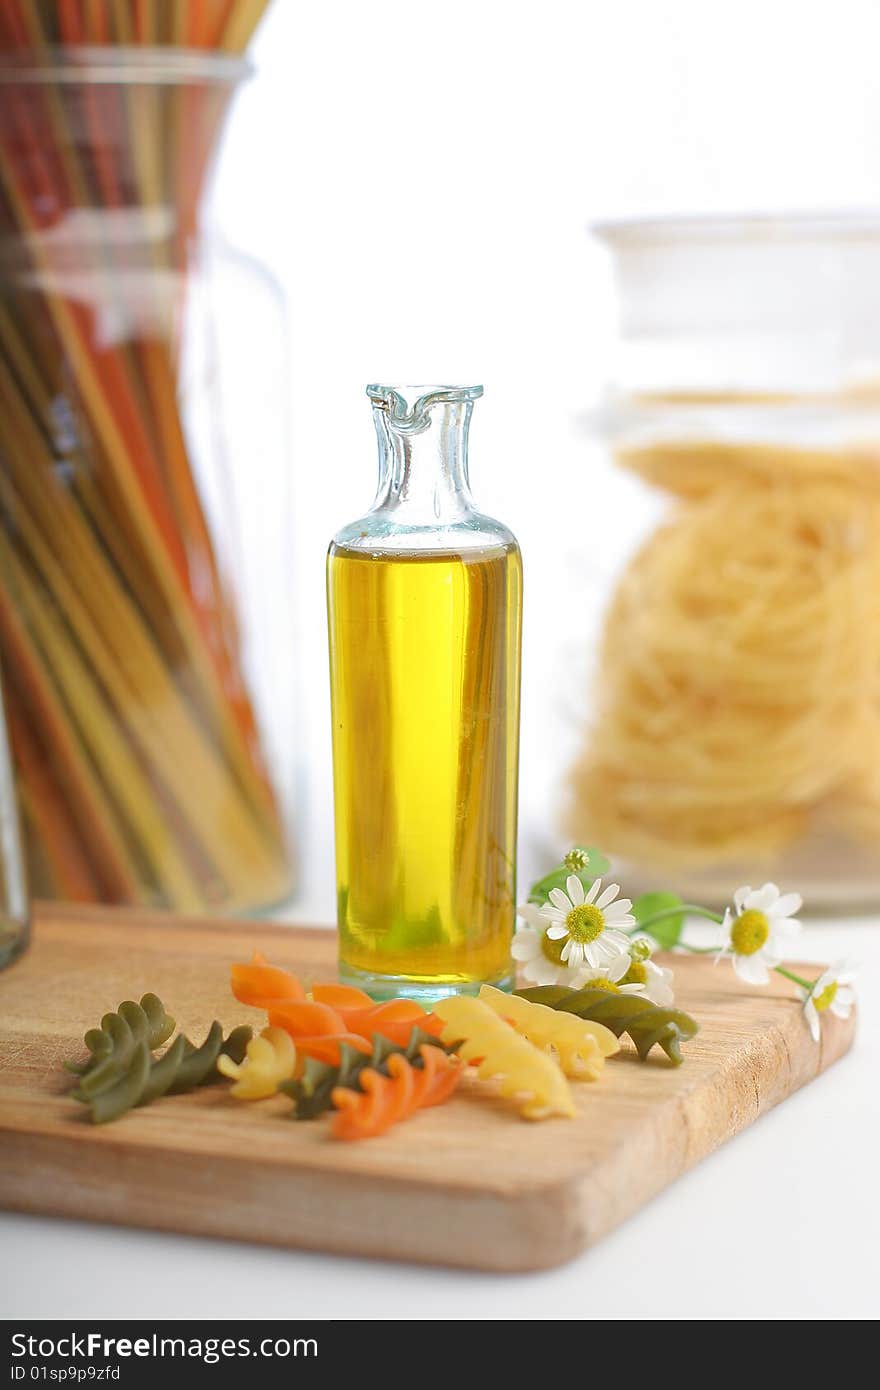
(567, 213, 880, 911)
(0, 656, 28, 969)
(327, 385, 523, 999)
(0, 47, 295, 914)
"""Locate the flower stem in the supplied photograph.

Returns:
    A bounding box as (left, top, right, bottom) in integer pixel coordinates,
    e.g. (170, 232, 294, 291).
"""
(630, 903, 725, 935)
(774, 965, 815, 992)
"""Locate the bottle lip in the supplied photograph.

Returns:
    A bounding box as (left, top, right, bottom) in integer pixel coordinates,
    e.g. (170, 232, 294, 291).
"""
(590, 208, 880, 247)
(0, 46, 252, 86)
(367, 384, 483, 406)
(367, 385, 483, 436)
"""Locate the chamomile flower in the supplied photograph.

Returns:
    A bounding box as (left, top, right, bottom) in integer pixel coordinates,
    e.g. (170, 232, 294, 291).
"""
(511, 903, 572, 986)
(802, 961, 857, 1042)
(617, 937, 675, 1004)
(539, 876, 635, 973)
(718, 882, 802, 985)
(574, 949, 646, 995)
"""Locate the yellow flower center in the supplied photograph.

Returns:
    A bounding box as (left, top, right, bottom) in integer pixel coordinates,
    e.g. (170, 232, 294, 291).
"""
(539, 932, 567, 967)
(566, 903, 606, 943)
(623, 961, 648, 986)
(812, 981, 838, 1013)
(583, 977, 620, 993)
(730, 909, 770, 956)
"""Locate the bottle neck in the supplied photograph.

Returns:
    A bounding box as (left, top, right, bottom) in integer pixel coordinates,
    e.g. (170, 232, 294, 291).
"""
(370, 388, 478, 525)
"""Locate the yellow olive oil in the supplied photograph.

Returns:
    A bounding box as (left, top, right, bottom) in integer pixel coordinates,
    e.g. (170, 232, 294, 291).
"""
(327, 542, 522, 994)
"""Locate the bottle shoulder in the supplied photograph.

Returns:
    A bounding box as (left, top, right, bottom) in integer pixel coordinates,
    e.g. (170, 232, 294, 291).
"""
(329, 510, 519, 557)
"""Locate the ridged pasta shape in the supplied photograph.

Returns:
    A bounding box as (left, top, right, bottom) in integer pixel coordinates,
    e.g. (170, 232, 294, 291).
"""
(217, 1026, 297, 1099)
(330, 1045, 461, 1141)
(65, 993, 176, 1083)
(515, 985, 698, 1065)
(433, 995, 576, 1120)
(478, 985, 618, 1079)
(281, 1028, 453, 1120)
(310, 984, 445, 1044)
(230, 952, 306, 1007)
(67, 998, 252, 1124)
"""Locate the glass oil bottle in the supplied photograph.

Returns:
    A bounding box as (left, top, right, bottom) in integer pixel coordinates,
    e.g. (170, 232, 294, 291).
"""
(327, 385, 522, 999)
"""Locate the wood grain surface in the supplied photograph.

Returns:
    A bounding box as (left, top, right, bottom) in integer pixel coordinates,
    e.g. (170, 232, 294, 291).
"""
(0, 903, 856, 1271)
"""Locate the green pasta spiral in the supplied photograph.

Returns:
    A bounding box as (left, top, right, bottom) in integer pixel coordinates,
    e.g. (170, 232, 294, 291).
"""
(281, 1028, 454, 1120)
(514, 985, 698, 1065)
(65, 994, 252, 1123)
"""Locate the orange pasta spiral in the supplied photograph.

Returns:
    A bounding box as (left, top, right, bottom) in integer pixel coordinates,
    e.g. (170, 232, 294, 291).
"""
(330, 1045, 461, 1140)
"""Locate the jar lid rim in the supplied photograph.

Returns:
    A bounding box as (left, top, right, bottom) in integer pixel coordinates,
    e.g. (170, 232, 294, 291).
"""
(0, 46, 252, 85)
(591, 209, 880, 246)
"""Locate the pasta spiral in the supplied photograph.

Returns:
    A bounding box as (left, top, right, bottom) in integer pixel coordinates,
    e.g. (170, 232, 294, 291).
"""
(66, 996, 252, 1123)
(330, 1046, 461, 1141)
(65, 993, 175, 1084)
(515, 984, 698, 1065)
(282, 1028, 453, 1120)
(217, 1026, 297, 1099)
(478, 985, 618, 1078)
(433, 995, 576, 1119)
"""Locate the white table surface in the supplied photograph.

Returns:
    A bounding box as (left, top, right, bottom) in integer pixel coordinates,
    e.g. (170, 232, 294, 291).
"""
(3, 918, 877, 1322)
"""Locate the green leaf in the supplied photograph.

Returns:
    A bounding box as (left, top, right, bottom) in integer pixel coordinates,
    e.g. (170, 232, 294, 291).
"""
(632, 891, 685, 949)
(527, 847, 611, 905)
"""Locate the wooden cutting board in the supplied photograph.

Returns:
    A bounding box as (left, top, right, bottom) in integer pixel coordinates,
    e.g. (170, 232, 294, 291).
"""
(0, 903, 856, 1272)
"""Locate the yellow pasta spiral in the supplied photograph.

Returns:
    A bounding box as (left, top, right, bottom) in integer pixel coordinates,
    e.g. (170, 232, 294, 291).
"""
(217, 1026, 297, 1100)
(478, 985, 618, 1079)
(433, 995, 575, 1119)
(569, 439, 880, 869)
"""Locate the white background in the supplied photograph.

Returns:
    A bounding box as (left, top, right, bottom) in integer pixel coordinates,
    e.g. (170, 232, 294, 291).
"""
(212, 0, 880, 920)
(6, 0, 880, 1322)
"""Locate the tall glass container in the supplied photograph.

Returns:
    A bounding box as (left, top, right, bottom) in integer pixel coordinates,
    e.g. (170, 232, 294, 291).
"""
(327, 385, 523, 999)
(0, 47, 294, 914)
(568, 213, 880, 910)
(0, 657, 28, 970)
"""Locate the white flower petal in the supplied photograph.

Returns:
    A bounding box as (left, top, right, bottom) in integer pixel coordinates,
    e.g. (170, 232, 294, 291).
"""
(511, 932, 541, 962)
(773, 916, 802, 937)
(605, 951, 631, 983)
(835, 986, 856, 1007)
(526, 960, 564, 986)
(560, 939, 572, 962)
(585, 878, 602, 905)
(751, 882, 780, 912)
(595, 882, 621, 910)
(772, 892, 803, 918)
(602, 928, 632, 955)
(804, 999, 820, 1042)
(604, 897, 632, 918)
(568, 941, 585, 970)
(545, 923, 568, 941)
(516, 902, 542, 925)
(733, 953, 770, 985)
(733, 886, 751, 914)
(548, 887, 573, 913)
(619, 983, 647, 995)
(539, 905, 566, 923)
(566, 874, 585, 906)
(609, 913, 636, 930)
(644, 980, 675, 1005)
